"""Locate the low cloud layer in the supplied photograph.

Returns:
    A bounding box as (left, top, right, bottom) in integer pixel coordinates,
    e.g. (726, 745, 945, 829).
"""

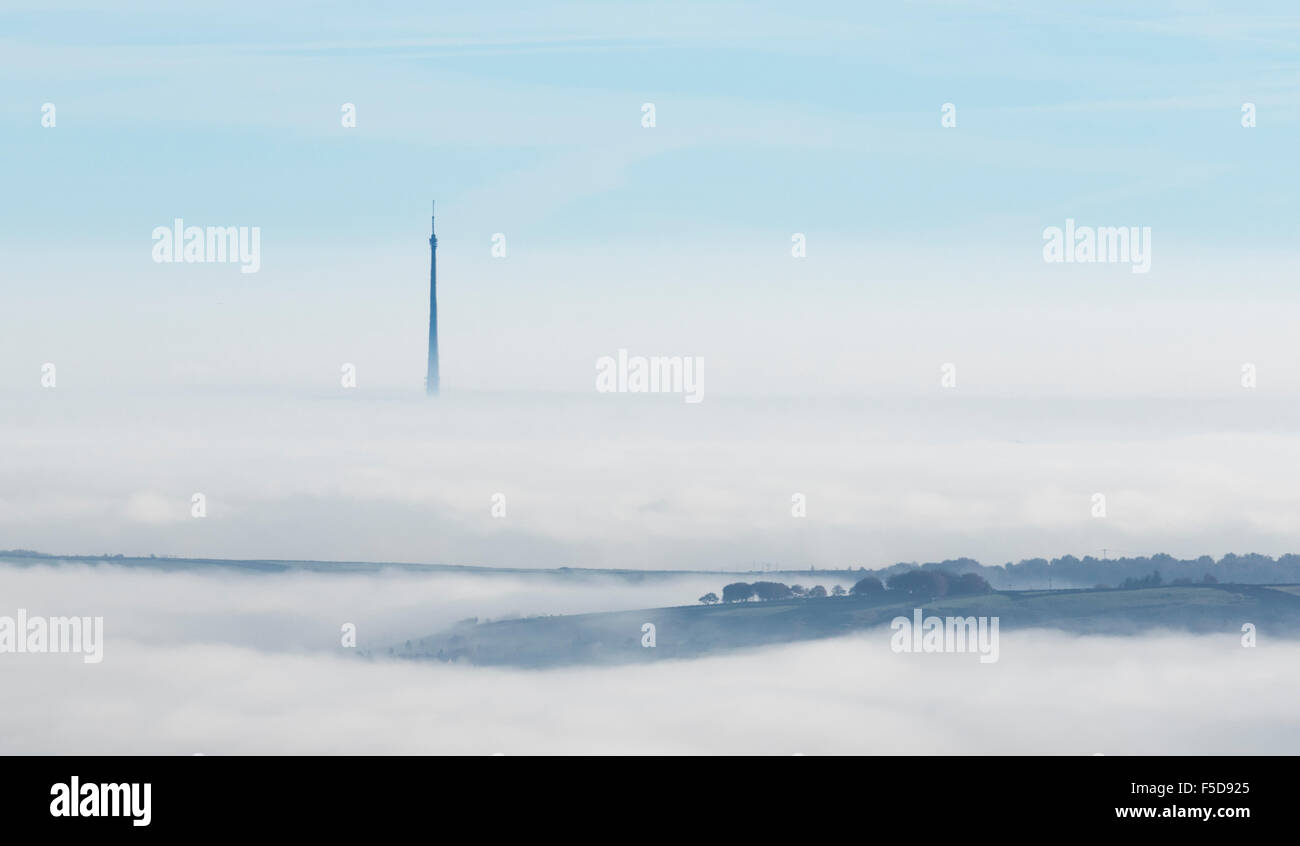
(0, 561, 730, 652)
(4, 391, 1300, 570)
(1, 563, 1296, 754)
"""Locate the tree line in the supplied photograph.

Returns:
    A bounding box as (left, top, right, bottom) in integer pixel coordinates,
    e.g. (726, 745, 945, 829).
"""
(699, 570, 993, 604)
(713, 552, 1294, 592)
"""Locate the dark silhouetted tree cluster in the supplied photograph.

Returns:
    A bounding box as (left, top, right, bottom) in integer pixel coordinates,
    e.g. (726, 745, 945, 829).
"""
(697, 550, 1268, 605)
(722, 582, 755, 603)
(714, 581, 835, 603)
(887, 569, 950, 597)
(953, 572, 993, 595)
(851, 575, 884, 595)
(1119, 570, 1162, 589)
(844, 551, 1293, 591)
(752, 581, 794, 601)
(885, 569, 991, 598)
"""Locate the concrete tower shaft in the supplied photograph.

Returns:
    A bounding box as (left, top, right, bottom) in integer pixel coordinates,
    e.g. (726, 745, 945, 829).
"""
(426, 202, 439, 396)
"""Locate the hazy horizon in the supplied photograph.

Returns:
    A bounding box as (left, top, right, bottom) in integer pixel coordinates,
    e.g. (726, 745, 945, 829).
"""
(5, 390, 1300, 570)
(3, 559, 1297, 755)
(4, 0, 1299, 762)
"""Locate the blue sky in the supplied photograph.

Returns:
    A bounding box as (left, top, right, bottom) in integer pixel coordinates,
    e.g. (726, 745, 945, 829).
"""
(4, 2, 1300, 570)
(2, 1, 1299, 394)
(4, 1, 1297, 243)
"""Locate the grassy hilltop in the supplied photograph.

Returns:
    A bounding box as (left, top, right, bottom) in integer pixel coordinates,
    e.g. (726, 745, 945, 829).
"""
(390, 583, 1300, 668)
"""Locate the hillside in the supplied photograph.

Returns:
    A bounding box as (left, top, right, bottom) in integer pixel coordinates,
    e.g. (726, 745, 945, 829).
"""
(388, 584, 1300, 668)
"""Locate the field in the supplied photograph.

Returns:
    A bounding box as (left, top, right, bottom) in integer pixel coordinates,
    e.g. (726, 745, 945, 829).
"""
(392, 584, 1300, 668)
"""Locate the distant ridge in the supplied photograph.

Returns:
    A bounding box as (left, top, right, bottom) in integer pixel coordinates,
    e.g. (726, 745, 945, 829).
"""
(393, 583, 1300, 668)
(5, 549, 1300, 588)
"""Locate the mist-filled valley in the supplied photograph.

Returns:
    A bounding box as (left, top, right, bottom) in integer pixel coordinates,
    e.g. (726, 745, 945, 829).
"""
(4, 390, 1300, 752)
(3, 558, 1299, 755)
(6, 389, 1300, 571)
